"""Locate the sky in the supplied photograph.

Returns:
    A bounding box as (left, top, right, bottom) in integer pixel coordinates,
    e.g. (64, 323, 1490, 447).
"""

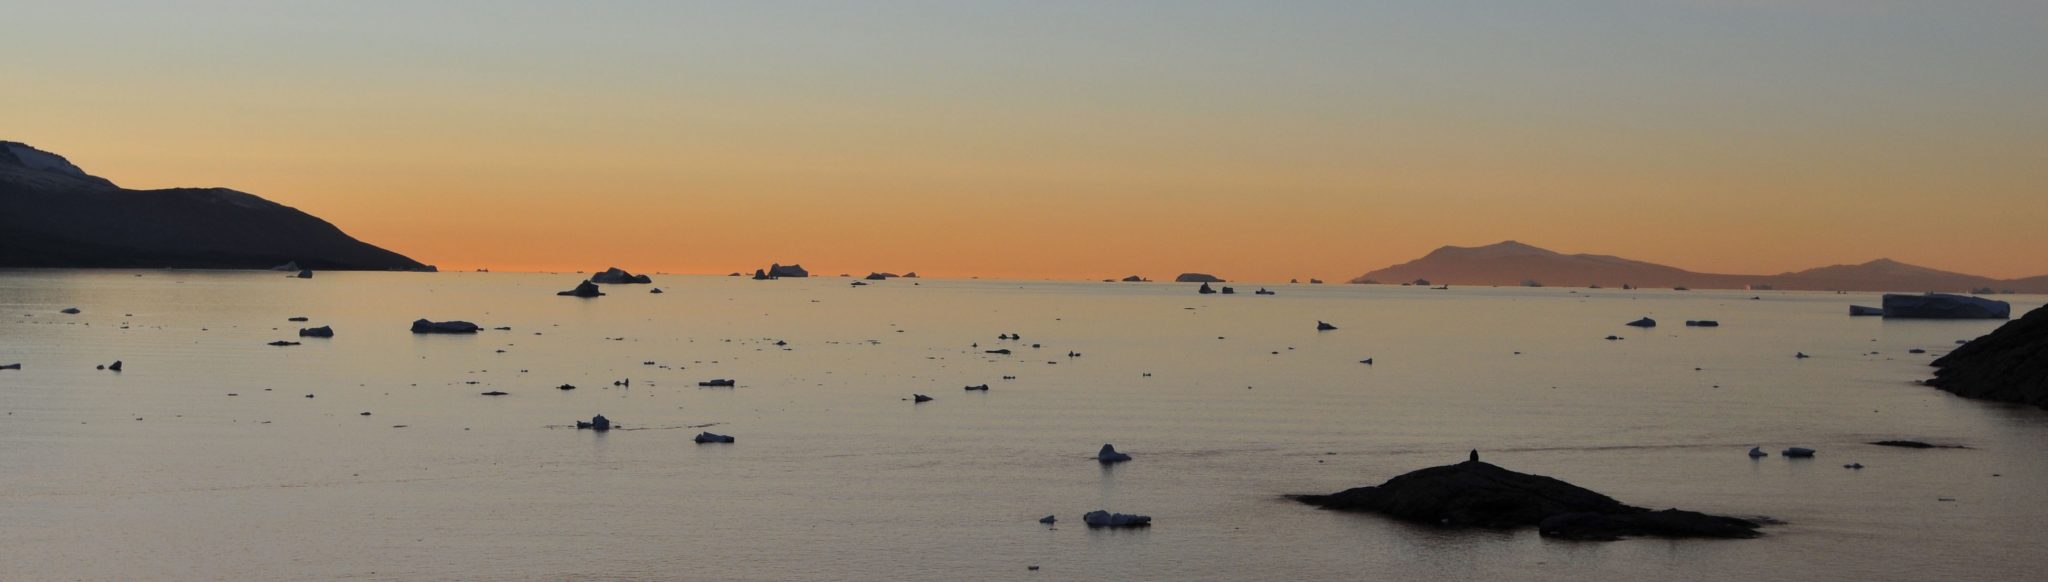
(4, 1, 2046, 280)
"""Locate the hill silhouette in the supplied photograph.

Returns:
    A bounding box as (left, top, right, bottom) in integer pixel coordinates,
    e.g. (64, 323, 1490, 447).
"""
(0, 141, 429, 271)
(1352, 241, 2042, 293)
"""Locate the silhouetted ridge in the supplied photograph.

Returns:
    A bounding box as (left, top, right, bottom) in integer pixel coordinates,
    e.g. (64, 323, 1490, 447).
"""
(1351, 240, 2044, 293)
(0, 140, 430, 271)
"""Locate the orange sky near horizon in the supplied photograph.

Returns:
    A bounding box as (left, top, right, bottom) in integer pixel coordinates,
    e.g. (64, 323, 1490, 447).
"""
(6, 2, 2046, 281)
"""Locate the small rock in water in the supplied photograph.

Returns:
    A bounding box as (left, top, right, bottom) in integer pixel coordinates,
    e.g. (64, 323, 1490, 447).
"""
(1082, 510, 1151, 528)
(288, 316, 310, 322)
(107, 360, 123, 372)
(1038, 515, 1056, 524)
(1625, 317, 1656, 328)
(964, 384, 990, 391)
(1748, 447, 1767, 458)
(411, 319, 481, 334)
(1844, 463, 1865, 469)
(298, 326, 334, 338)
(694, 432, 736, 443)
(698, 379, 736, 387)
(1317, 321, 1338, 331)
(912, 394, 934, 403)
(1097, 444, 1133, 463)
(1795, 352, 1810, 359)
(558, 384, 577, 391)
(359, 412, 371, 416)
(556, 280, 605, 297)
(60, 307, 81, 314)
(0, 363, 20, 370)
(575, 415, 612, 430)
(268, 340, 301, 347)
(1782, 447, 1816, 458)
(480, 390, 509, 396)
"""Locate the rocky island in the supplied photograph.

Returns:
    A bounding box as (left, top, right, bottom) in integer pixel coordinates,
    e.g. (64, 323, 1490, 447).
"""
(1291, 457, 1764, 541)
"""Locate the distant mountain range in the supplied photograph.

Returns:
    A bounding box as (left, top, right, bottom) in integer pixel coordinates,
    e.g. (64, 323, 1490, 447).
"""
(1350, 241, 2046, 293)
(0, 141, 429, 271)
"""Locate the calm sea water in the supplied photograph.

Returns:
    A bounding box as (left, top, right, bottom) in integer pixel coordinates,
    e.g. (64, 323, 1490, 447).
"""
(2, 270, 2044, 581)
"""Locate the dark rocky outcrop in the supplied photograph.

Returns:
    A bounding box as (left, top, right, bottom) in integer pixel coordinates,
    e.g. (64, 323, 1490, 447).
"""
(1850, 305, 1884, 316)
(1626, 317, 1657, 328)
(298, 326, 334, 338)
(1883, 293, 2010, 320)
(1121, 275, 1149, 282)
(557, 280, 605, 297)
(589, 267, 652, 284)
(576, 415, 612, 431)
(0, 141, 431, 271)
(1871, 440, 1969, 449)
(1097, 444, 1132, 463)
(1925, 305, 2048, 407)
(767, 263, 809, 278)
(1176, 273, 1224, 283)
(268, 340, 300, 347)
(694, 432, 735, 443)
(1198, 283, 1216, 294)
(410, 319, 480, 334)
(1082, 511, 1151, 528)
(1290, 460, 1762, 541)
(1317, 321, 1337, 331)
(698, 379, 736, 387)
(864, 272, 897, 280)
